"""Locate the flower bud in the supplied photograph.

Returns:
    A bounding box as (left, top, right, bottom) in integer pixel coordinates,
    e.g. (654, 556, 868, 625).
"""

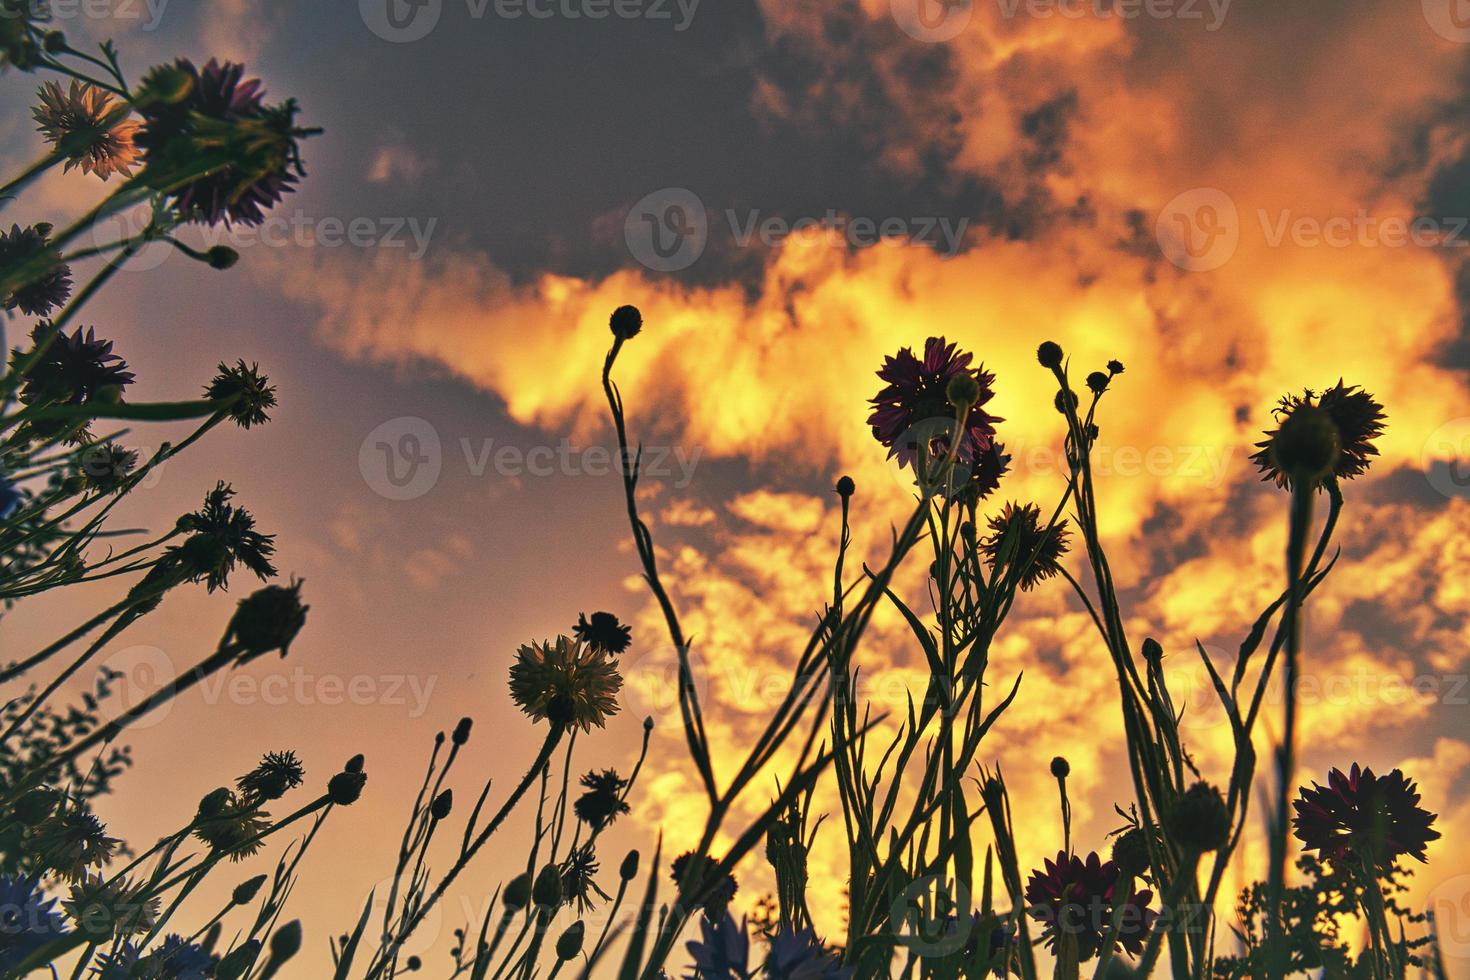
(1168, 781, 1230, 853)
(610, 305, 643, 340)
(431, 789, 453, 821)
(1050, 756, 1070, 779)
(207, 246, 240, 270)
(555, 921, 586, 960)
(503, 872, 533, 910)
(268, 920, 302, 963)
(232, 875, 267, 906)
(532, 864, 563, 909)
(835, 475, 855, 498)
(1111, 827, 1152, 878)
(345, 754, 366, 773)
(1037, 341, 1064, 369)
(620, 850, 641, 882)
(227, 580, 308, 662)
(1086, 371, 1110, 395)
(452, 717, 473, 745)
(946, 372, 981, 410)
(328, 770, 367, 806)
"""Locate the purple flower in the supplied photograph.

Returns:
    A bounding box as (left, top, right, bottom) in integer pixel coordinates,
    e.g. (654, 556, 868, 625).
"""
(685, 912, 750, 979)
(766, 928, 851, 979)
(1024, 851, 1157, 962)
(93, 934, 217, 979)
(137, 59, 309, 227)
(868, 337, 1002, 472)
(1293, 764, 1440, 871)
(1250, 381, 1385, 491)
(0, 223, 72, 317)
(15, 324, 134, 408)
(0, 876, 67, 973)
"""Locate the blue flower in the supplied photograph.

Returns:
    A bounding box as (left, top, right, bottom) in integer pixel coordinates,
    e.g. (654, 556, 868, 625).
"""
(0, 474, 21, 521)
(0, 875, 68, 974)
(686, 911, 750, 979)
(765, 928, 850, 980)
(93, 934, 218, 978)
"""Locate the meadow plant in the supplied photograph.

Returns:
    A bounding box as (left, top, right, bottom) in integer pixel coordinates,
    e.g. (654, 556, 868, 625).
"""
(0, 14, 1451, 979)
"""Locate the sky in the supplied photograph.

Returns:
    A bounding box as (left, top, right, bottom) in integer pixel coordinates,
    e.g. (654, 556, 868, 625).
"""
(4, 0, 1470, 974)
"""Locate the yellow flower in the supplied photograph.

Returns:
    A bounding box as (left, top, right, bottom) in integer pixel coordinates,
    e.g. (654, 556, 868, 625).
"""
(32, 80, 142, 180)
(509, 635, 622, 733)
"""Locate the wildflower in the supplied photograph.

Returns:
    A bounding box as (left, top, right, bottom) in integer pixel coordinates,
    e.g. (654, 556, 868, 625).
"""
(1292, 764, 1439, 871)
(869, 337, 1002, 471)
(1250, 382, 1385, 491)
(12, 323, 132, 411)
(1037, 341, 1064, 369)
(0, 1, 42, 71)
(946, 370, 981, 410)
(573, 610, 632, 655)
(532, 864, 563, 910)
(204, 361, 277, 428)
(767, 927, 851, 979)
(0, 224, 71, 316)
(224, 579, 308, 661)
(213, 939, 261, 980)
(193, 788, 269, 860)
(685, 912, 750, 980)
(94, 935, 218, 979)
(163, 482, 277, 592)
(0, 876, 67, 974)
(1085, 371, 1109, 395)
(574, 768, 630, 829)
(1107, 359, 1124, 375)
(236, 750, 305, 804)
(1167, 781, 1230, 853)
(610, 304, 643, 339)
(555, 921, 586, 961)
(980, 503, 1070, 591)
(670, 852, 738, 919)
(508, 635, 622, 733)
(1110, 827, 1152, 879)
(31, 803, 118, 880)
(956, 441, 1010, 506)
(64, 874, 158, 939)
(32, 80, 141, 180)
(559, 845, 609, 914)
(136, 59, 312, 227)
(1024, 851, 1157, 962)
(80, 443, 138, 494)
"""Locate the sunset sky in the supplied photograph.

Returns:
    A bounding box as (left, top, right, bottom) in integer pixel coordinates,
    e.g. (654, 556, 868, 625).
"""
(4, 0, 1470, 974)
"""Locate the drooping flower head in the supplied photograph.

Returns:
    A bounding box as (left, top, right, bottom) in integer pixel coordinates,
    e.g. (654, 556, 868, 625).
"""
(136, 59, 313, 227)
(1251, 382, 1385, 491)
(0, 224, 72, 317)
(980, 502, 1070, 591)
(574, 768, 630, 830)
(32, 79, 142, 180)
(1293, 764, 1439, 871)
(0, 875, 67, 974)
(573, 611, 632, 655)
(558, 844, 609, 915)
(869, 337, 1002, 471)
(509, 635, 622, 733)
(1024, 851, 1157, 962)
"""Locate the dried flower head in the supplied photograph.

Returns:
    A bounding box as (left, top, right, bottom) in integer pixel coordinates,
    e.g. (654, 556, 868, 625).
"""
(225, 578, 308, 661)
(236, 750, 305, 804)
(574, 768, 630, 830)
(559, 845, 609, 914)
(1024, 851, 1157, 962)
(205, 360, 277, 428)
(869, 337, 1002, 472)
(573, 611, 632, 655)
(164, 482, 277, 592)
(136, 59, 312, 227)
(670, 852, 738, 918)
(0, 224, 71, 317)
(610, 305, 643, 339)
(980, 502, 1070, 591)
(508, 635, 622, 733)
(1293, 764, 1440, 871)
(1251, 382, 1385, 491)
(32, 79, 141, 179)
(1167, 781, 1230, 853)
